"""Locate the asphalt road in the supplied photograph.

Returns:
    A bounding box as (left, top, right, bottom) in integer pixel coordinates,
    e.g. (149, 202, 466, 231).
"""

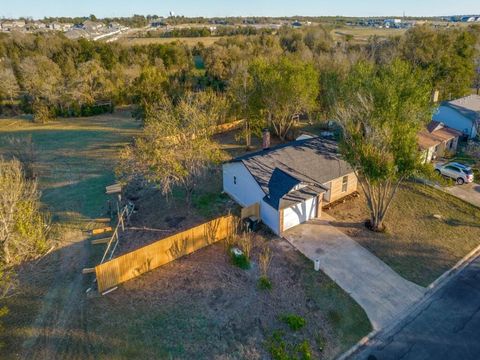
(354, 255, 480, 360)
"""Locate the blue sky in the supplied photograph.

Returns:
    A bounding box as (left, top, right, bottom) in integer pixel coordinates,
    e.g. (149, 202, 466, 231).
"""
(1, 0, 479, 19)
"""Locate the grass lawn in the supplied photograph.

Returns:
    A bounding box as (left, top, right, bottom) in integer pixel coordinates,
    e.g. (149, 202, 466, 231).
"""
(0, 110, 141, 358)
(326, 182, 480, 287)
(0, 110, 140, 223)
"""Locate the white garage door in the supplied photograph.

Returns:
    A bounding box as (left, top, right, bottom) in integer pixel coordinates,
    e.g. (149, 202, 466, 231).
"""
(283, 196, 317, 232)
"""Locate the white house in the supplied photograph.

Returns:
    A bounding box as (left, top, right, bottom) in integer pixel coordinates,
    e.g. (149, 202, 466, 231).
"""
(223, 137, 357, 235)
(433, 95, 480, 139)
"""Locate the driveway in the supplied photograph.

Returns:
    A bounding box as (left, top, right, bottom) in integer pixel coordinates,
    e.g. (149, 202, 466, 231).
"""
(443, 182, 480, 208)
(283, 215, 425, 330)
(354, 255, 480, 360)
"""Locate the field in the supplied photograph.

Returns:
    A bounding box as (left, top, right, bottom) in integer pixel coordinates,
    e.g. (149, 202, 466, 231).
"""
(0, 110, 141, 359)
(326, 181, 480, 287)
(118, 36, 223, 47)
(331, 27, 407, 44)
(0, 115, 371, 359)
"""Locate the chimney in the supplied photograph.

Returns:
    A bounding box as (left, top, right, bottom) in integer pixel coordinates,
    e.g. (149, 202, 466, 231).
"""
(262, 129, 270, 150)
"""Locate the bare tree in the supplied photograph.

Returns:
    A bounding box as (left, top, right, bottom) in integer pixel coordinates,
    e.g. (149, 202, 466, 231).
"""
(118, 92, 225, 206)
(6, 136, 37, 179)
(0, 65, 19, 103)
(0, 158, 50, 265)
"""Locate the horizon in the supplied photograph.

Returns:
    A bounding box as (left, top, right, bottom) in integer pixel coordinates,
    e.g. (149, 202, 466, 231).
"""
(1, 0, 480, 20)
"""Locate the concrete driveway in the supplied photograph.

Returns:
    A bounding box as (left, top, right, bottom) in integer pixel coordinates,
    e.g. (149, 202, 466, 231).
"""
(283, 215, 425, 330)
(443, 182, 480, 208)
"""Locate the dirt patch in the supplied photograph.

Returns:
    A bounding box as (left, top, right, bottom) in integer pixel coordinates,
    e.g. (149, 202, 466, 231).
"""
(84, 231, 370, 359)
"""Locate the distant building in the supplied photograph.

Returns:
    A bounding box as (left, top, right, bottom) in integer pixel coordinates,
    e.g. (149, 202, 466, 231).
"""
(418, 121, 462, 163)
(82, 20, 104, 32)
(383, 18, 402, 28)
(461, 16, 476, 22)
(1, 19, 26, 31)
(292, 20, 302, 28)
(150, 19, 167, 28)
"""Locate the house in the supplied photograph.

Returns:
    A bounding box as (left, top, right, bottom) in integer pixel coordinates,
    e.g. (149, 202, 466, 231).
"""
(82, 20, 104, 32)
(223, 136, 357, 235)
(433, 95, 480, 139)
(418, 121, 462, 163)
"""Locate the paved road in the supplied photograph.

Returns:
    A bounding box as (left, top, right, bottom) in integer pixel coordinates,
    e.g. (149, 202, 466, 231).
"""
(355, 255, 480, 360)
(283, 215, 425, 330)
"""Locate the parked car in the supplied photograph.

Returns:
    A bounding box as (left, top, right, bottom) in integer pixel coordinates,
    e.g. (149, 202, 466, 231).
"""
(434, 162, 474, 185)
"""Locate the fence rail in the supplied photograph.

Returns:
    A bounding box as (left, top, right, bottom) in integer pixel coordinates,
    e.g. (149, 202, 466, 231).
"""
(95, 215, 237, 293)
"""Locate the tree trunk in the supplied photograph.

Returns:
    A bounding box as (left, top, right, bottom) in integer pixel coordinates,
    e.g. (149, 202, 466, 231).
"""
(245, 121, 251, 150)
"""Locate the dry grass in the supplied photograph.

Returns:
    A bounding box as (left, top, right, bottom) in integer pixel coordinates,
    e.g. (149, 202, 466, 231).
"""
(0, 110, 140, 358)
(326, 181, 480, 286)
(331, 27, 407, 44)
(84, 233, 371, 359)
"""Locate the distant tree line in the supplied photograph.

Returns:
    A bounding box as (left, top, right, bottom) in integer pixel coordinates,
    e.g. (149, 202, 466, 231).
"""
(0, 24, 478, 126)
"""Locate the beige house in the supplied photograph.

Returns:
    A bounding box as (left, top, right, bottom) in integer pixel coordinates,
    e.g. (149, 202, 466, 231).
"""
(418, 121, 462, 163)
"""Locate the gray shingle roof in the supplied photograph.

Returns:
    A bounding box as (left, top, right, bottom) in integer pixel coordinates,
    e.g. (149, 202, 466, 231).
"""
(231, 137, 352, 209)
(444, 95, 480, 121)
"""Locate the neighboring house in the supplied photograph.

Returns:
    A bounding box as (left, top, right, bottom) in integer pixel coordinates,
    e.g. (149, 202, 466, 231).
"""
(223, 137, 357, 235)
(433, 95, 480, 139)
(82, 20, 104, 32)
(418, 121, 462, 163)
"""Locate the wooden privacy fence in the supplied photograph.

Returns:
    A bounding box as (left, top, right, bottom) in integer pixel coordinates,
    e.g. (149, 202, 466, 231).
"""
(95, 215, 238, 293)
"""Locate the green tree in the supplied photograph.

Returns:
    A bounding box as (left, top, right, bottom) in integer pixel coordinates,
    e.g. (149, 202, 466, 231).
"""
(336, 60, 433, 232)
(401, 26, 476, 100)
(227, 61, 264, 149)
(69, 59, 114, 106)
(249, 57, 319, 140)
(118, 92, 224, 205)
(131, 66, 168, 121)
(19, 56, 62, 122)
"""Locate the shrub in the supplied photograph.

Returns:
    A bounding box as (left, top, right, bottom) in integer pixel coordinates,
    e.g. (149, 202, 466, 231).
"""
(258, 276, 272, 290)
(259, 243, 272, 277)
(231, 252, 250, 270)
(32, 101, 54, 123)
(280, 314, 306, 331)
(315, 333, 326, 352)
(266, 330, 312, 360)
(238, 232, 253, 259)
(295, 340, 312, 360)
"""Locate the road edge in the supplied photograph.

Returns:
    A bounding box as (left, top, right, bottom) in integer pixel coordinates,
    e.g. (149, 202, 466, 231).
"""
(336, 241, 480, 360)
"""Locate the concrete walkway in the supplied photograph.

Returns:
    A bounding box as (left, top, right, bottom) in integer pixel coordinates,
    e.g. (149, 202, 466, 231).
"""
(443, 182, 480, 208)
(283, 214, 425, 330)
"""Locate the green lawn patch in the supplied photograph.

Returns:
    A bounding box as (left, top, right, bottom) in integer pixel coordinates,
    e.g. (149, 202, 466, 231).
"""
(327, 181, 480, 287)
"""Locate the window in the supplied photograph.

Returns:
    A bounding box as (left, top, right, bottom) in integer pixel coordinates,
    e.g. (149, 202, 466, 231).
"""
(233, 176, 237, 185)
(342, 176, 348, 192)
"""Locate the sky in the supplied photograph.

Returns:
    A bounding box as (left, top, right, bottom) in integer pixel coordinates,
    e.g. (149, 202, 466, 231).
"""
(0, 0, 479, 19)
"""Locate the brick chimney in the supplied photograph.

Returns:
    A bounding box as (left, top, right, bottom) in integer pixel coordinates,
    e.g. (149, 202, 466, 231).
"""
(262, 129, 271, 150)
